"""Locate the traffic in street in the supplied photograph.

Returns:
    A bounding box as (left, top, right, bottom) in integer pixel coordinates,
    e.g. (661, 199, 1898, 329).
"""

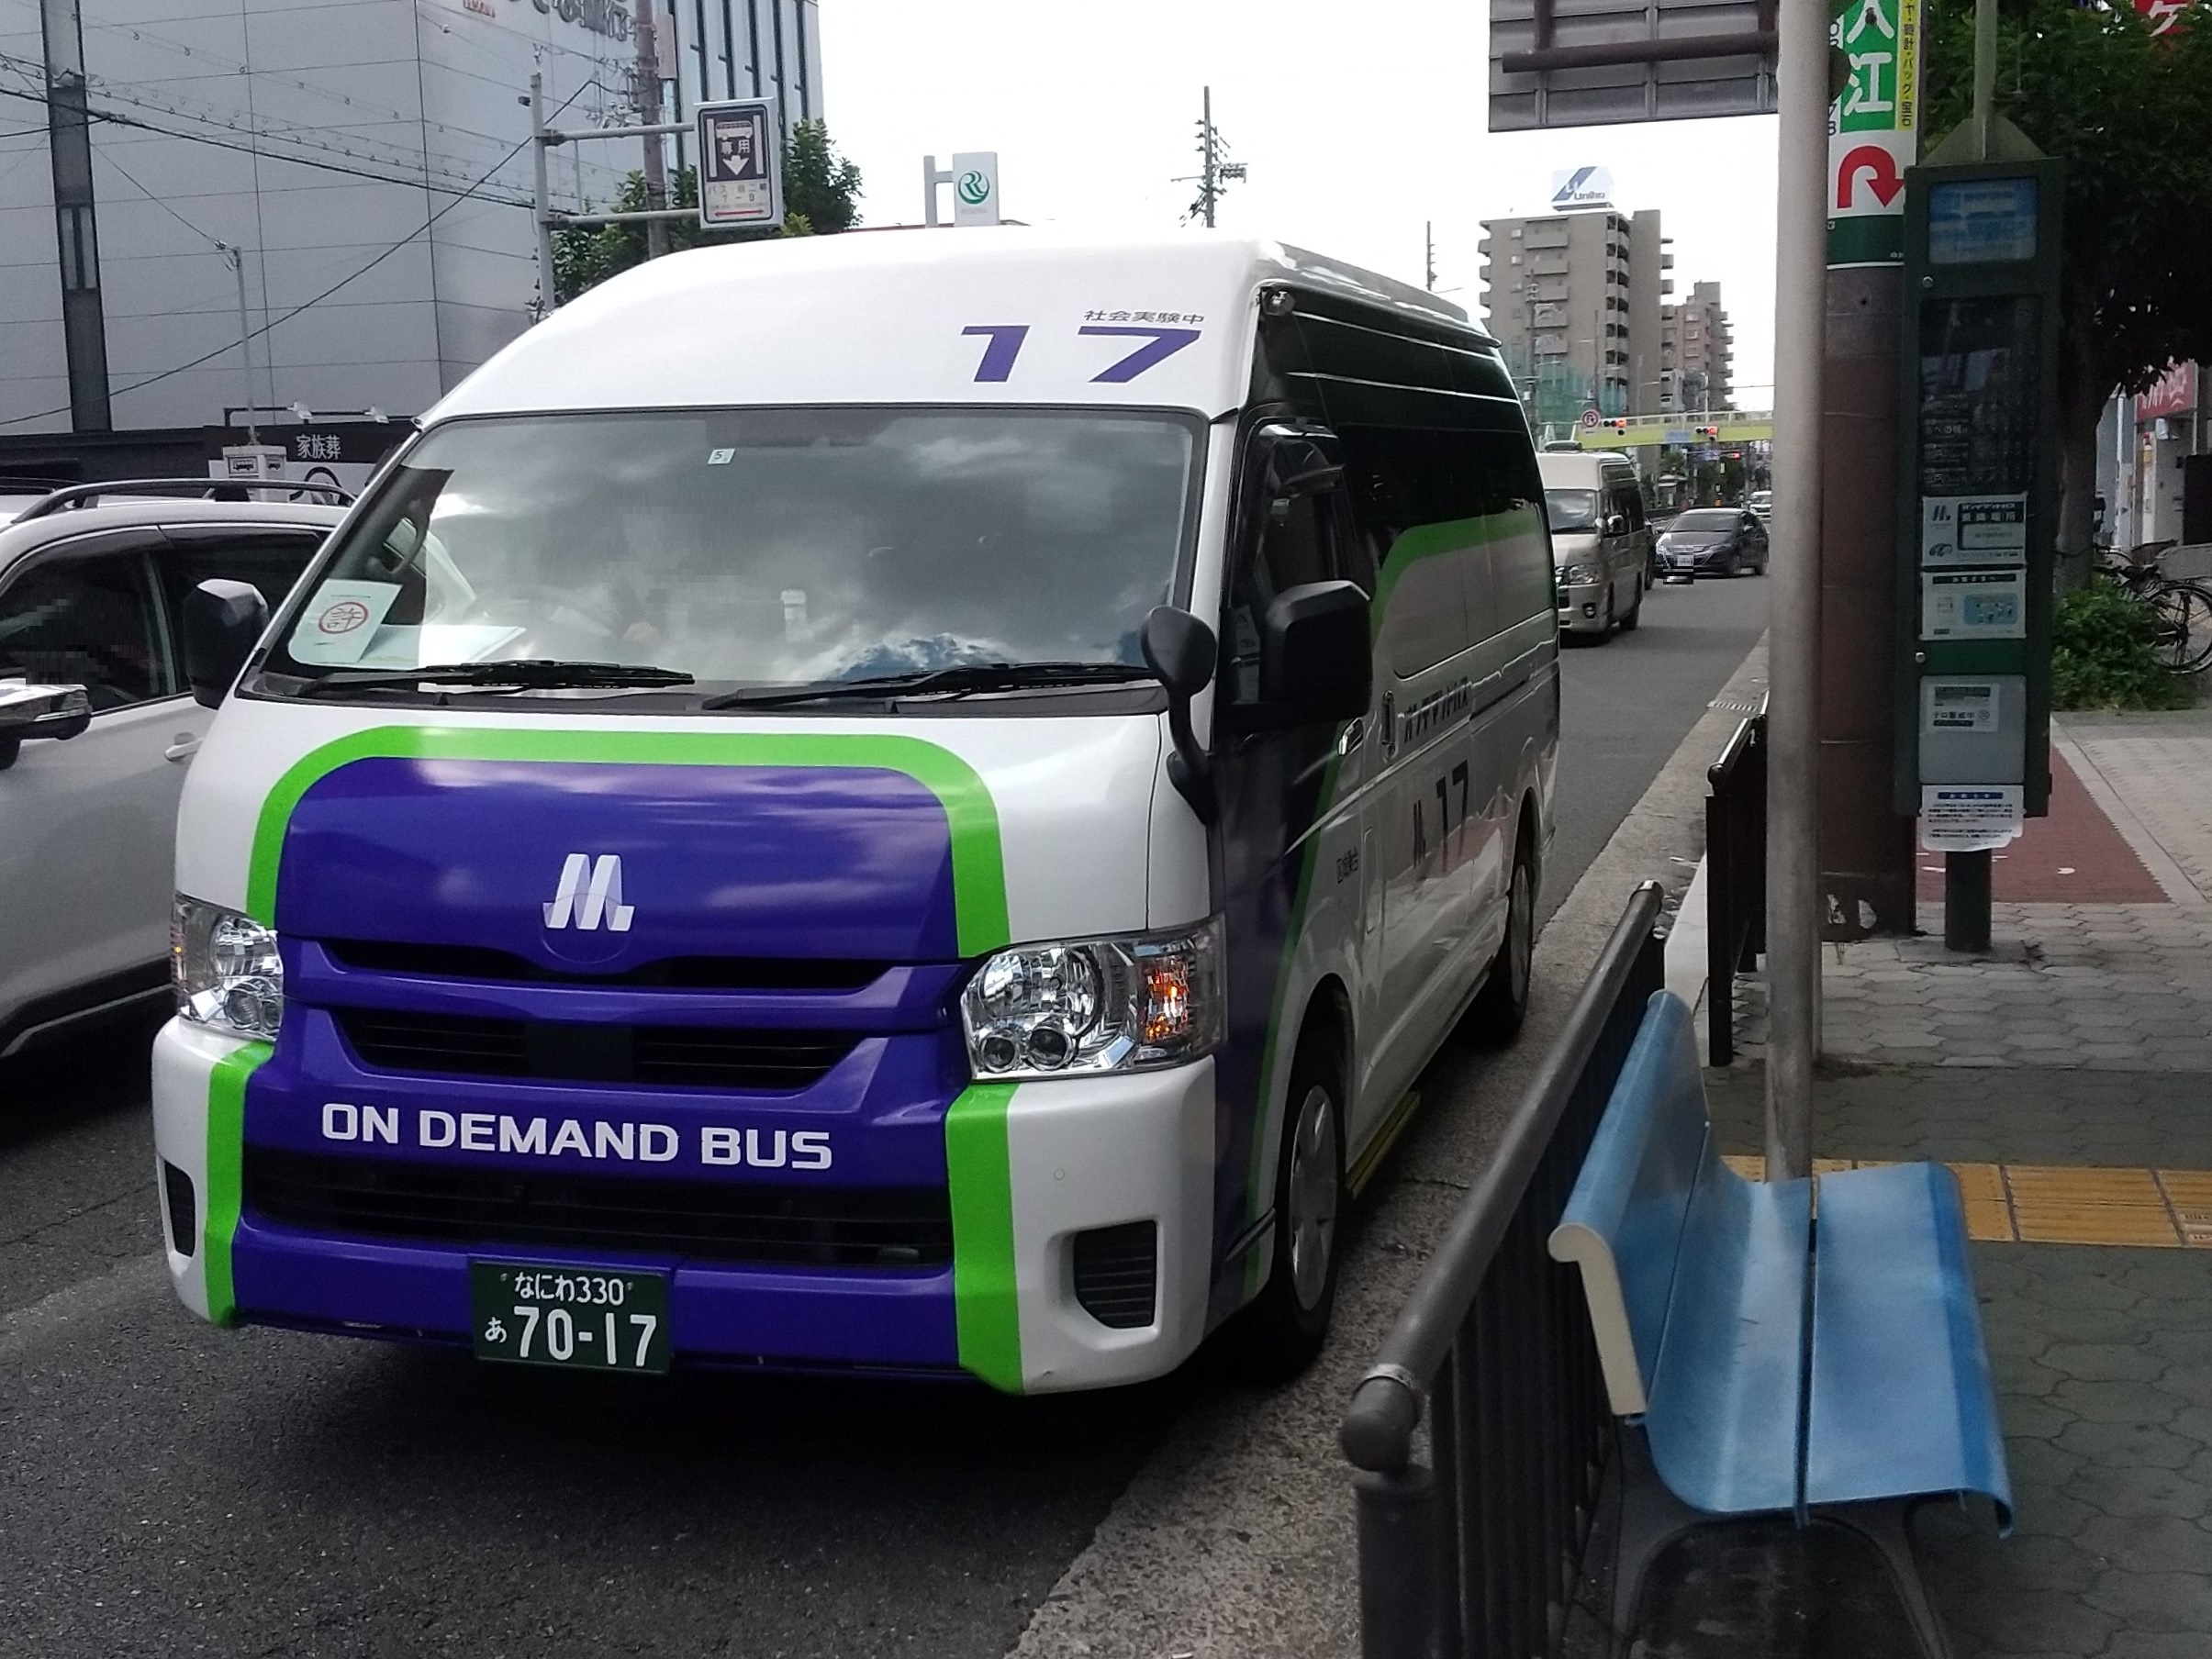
(0, 566, 1767, 1659)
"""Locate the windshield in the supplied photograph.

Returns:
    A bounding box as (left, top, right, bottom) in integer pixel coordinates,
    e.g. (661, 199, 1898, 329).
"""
(1670, 510, 1739, 533)
(266, 407, 1198, 692)
(1545, 488, 1600, 532)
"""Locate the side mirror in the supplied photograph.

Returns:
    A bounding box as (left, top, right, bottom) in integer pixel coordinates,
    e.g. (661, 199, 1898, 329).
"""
(1603, 514, 1627, 538)
(0, 681, 92, 772)
(184, 578, 270, 709)
(1257, 580, 1371, 725)
(1142, 606, 1218, 822)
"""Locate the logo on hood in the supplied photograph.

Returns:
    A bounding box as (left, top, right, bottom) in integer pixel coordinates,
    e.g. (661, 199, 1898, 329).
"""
(543, 853, 635, 932)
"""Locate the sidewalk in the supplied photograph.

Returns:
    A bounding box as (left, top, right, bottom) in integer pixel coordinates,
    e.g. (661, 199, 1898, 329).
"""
(1689, 707, 2212, 1657)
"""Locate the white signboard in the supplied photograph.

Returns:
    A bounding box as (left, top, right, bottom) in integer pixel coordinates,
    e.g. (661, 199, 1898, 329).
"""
(1550, 166, 1615, 209)
(1922, 569, 2026, 640)
(951, 151, 1001, 227)
(697, 99, 782, 229)
(1921, 492, 2028, 566)
(1921, 785, 2024, 852)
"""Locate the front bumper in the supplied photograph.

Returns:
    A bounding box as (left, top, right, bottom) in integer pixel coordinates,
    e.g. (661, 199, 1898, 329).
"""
(1554, 575, 1613, 633)
(151, 1017, 1219, 1393)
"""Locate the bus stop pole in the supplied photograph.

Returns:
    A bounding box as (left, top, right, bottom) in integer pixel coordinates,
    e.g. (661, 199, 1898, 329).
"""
(1765, 0, 1827, 1183)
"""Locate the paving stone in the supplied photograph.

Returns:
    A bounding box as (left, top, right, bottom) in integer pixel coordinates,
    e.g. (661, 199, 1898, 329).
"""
(2074, 1514, 2212, 1575)
(2083, 1570, 2212, 1633)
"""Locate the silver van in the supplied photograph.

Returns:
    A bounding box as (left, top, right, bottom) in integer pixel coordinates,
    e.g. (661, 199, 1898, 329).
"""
(1539, 451, 1647, 640)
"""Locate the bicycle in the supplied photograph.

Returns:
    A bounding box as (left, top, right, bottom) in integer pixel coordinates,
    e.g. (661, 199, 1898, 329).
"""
(2098, 540, 2212, 674)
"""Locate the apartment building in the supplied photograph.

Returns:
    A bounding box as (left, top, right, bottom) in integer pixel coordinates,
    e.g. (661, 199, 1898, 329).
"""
(1661, 280, 1735, 413)
(1478, 201, 1671, 429)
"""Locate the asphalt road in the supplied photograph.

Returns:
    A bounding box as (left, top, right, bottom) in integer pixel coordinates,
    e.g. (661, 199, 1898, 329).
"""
(0, 573, 1767, 1659)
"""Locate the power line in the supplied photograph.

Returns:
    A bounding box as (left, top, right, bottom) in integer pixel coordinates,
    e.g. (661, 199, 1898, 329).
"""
(1, 82, 588, 431)
(0, 60, 541, 204)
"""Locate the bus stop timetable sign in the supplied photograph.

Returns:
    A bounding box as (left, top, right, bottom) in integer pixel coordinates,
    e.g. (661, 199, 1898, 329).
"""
(697, 98, 782, 230)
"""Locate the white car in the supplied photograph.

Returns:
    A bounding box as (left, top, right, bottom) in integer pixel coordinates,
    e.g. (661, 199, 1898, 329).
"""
(0, 484, 343, 1056)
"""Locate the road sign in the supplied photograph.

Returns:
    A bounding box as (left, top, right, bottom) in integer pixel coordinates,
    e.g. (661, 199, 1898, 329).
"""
(1828, 0, 1920, 267)
(696, 98, 782, 230)
(1580, 407, 1602, 431)
(951, 151, 1000, 227)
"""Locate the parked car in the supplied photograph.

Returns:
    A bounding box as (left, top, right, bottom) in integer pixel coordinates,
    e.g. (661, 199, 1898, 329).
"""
(0, 483, 342, 1057)
(1540, 450, 1649, 638)
(1658, 507, 1769, 577)
(1748, 489, 1772, 521)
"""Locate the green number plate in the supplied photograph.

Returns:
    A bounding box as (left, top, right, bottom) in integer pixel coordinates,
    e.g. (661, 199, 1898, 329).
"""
(469, 1262, 671, 1375)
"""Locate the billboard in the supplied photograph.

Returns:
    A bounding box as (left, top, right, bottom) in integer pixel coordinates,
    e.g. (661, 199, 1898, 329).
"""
(1489, 0, 1777, 131)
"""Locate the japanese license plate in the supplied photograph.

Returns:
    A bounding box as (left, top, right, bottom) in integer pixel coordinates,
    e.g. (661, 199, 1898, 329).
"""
(469, 1262, 671, 1375)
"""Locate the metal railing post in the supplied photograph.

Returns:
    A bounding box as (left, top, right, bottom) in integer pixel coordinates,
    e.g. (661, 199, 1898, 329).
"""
(1355, 1464, 1443, 1659)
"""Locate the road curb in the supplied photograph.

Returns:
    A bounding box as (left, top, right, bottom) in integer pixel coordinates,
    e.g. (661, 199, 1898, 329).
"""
(1002, 635, 1771, 1659)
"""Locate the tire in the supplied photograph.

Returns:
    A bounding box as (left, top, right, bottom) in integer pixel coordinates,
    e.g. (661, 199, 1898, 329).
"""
(2150, 582, 2212, 674)
(1231, 1027, 1346, 1383)
(1463, 831, 1536, 1047)
(1619, 585, 1642, 631)
(1597, 587, 1616, 640)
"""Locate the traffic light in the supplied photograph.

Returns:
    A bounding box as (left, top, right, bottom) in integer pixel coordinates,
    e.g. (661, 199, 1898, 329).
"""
(1695, 424, 1720, 440)
(1607, 418, 1628, 434)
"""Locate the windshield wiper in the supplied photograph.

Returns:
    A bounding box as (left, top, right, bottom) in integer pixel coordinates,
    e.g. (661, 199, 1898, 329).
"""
(702, 661, 1154, 709)
(293, 660, 695, 696)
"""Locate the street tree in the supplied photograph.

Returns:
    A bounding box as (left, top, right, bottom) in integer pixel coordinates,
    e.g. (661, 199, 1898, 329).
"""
(552, 118, 862, 303)
(1923, 0, 2212, 573)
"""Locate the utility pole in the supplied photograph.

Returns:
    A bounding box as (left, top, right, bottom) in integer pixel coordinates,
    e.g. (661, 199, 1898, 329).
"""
(1766, 0, 1828, 1182)
(637, 11, 671, 260)
(39, 0, 110, 431)
(216, 243, 259, 442)
(530, 72, 558, 315)
(1183, 86, 1246, 228)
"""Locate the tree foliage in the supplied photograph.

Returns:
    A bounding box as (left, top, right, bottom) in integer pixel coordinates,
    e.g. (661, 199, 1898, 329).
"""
(1922, 0, 2212, 565)
(2049, 577, 2195, 709)
(551, 118, 862, 303)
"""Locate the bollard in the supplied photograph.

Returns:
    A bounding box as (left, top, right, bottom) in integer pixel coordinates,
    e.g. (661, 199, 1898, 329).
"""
(1355, 1464, 1441, 1659)
(1945, 850, 1992, 952)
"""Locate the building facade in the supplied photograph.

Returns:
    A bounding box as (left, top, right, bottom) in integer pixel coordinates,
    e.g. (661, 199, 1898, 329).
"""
(1660, 279, 1734, 413)
(1478, 203, 1671, 430)
(0, 0, 823, 440)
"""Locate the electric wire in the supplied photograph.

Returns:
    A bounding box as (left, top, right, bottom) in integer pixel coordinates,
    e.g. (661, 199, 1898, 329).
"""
(1, 80, 588, 430)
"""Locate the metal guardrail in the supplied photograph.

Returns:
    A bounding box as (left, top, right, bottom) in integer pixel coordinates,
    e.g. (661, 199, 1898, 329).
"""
(1338, 882, 1667, 1659)
(1705, 696, 1768, 1066)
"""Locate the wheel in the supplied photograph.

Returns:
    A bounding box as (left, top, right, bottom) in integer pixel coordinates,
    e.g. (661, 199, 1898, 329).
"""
(1463, 832, 1536, 1047)
(2151, 582, 2212, 674)
(1619, 585, 1642, 631)
(1231, 1028, 1346, 1383)
(1598, 587, 1616, 640)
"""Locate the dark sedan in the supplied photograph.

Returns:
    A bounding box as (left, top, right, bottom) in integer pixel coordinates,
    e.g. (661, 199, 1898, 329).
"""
(1657, 508, 1768, 577)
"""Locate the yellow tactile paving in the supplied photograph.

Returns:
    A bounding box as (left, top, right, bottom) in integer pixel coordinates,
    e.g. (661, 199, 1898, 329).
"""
(1699, 1156, 2212, 1247)
(2157, 1169, 2212, 1245)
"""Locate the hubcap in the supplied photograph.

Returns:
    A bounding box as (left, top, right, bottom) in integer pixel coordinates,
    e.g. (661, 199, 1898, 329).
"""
(1286, 1084, 1340, 1310)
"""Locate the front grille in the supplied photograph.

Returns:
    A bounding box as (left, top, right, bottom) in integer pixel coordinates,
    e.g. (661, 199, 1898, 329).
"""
(1071, 1221, 1157, 1330)
(334, 1009, 858, 1092)
(244, 1147, 952, 1267)
(324, 939, 887, 991)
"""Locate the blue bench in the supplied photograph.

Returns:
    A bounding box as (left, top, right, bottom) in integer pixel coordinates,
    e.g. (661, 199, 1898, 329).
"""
(1549, 992, 2011, 1653)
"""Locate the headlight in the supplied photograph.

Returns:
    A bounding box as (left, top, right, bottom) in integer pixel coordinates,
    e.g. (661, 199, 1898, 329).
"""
(173, 896, 285, 1041)
(961, 919, 1221, 1081)
(1558, 563, 1601, 586)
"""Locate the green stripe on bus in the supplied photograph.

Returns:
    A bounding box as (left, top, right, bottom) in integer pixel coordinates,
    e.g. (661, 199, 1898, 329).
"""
(245, 726, 1011, 956)
(203, 1040, 272, 1327)
(944, 1082, 1022, 1392)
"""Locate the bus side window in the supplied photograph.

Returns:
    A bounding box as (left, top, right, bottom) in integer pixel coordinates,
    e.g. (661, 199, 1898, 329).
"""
(1225, 478, 1340, 706)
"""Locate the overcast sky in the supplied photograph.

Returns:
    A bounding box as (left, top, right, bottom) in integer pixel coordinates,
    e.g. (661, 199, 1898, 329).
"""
(817, 0, 1781, 404)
